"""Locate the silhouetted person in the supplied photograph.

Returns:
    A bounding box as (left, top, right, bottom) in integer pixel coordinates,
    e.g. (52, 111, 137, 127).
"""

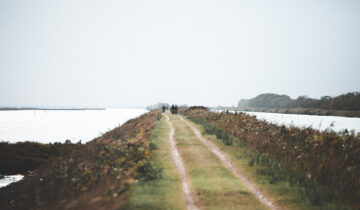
(162, 106, 165, 113)
(170, 105, 174, 114)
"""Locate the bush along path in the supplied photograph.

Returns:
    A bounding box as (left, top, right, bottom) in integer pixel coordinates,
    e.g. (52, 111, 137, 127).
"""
(179, 107, 358, 209)
(178, 115, 281, 210)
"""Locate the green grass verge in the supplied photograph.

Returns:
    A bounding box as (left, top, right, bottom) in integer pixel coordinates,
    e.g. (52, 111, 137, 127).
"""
(182, 115, 348, 210)
(125, 116, 185, 210)
(171, 115, 267, 210)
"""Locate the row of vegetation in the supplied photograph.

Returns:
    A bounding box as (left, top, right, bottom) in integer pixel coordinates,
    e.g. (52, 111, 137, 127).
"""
(238, 92, 360, 111)
(180, 107, 360, 209)
(0, 111, 161, 210)
(0, 141, 82, 175)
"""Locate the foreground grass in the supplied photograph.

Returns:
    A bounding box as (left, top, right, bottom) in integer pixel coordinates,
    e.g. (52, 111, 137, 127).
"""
(171, 115, 267, 210)
(125, 116, 185, 210)
(183, 115, 347, 210)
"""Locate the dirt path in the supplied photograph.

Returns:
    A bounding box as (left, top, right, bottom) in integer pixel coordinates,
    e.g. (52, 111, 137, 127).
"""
(165, 115, 199, 210)
(178, 116, 282, 210)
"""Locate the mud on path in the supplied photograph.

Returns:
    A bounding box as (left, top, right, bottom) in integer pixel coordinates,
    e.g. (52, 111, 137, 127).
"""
(165, 114, 199, 210)
(178, 116, 283, 210)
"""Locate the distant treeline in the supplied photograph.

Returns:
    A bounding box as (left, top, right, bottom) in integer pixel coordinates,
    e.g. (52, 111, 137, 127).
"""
(238, 92, 360, 111)
(146, 102, 189, 110)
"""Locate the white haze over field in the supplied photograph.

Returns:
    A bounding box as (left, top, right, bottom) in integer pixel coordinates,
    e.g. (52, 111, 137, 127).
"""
(0, 0, 359, 107)
(0, 109, 148, 143)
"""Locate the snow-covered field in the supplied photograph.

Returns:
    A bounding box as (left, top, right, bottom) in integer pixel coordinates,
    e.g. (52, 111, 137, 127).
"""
(0, 108, 148, 143)
(243, 111, 360, 133)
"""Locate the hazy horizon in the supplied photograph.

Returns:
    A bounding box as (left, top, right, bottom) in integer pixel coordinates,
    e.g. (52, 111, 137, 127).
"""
(1, 0, 359, 107)
(1, 91, 358, 109)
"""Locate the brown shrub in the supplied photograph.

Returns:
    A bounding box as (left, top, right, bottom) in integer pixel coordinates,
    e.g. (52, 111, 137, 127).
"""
(181, 108, 360, 208)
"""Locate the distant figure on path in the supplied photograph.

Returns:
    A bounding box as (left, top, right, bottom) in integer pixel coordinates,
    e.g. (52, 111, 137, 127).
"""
(162, 106, 165, 113)
(170, 104, 178, 114)
(170, 104, 179, 114)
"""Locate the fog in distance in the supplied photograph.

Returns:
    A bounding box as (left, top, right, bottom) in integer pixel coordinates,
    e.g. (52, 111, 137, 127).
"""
(1, 0, 359, 107)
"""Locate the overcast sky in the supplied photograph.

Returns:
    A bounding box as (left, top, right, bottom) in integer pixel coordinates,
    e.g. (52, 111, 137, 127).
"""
(1, 0, 359, 107)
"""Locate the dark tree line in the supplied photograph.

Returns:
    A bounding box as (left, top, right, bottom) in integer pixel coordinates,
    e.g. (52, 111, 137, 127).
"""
(238, 92, 360, 111)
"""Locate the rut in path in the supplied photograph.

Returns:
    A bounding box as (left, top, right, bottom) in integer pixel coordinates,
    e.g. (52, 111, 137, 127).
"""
(178, 116, 283, 210)
(165, 115, 199, 210)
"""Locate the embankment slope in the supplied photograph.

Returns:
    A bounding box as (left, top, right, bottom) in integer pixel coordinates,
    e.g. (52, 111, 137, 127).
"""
(0, 111, 159, 210)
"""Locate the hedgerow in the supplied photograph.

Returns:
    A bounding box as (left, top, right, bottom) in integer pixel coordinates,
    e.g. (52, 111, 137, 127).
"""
(180, 108, 359, 208)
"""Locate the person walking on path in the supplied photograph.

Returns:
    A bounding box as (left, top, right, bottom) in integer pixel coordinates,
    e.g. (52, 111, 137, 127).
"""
(170, 105, 174, 114)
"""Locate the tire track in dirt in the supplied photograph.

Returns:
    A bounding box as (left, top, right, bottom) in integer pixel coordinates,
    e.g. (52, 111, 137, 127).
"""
(178, 116, 283, 210)
(165, 114, 199, 210)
